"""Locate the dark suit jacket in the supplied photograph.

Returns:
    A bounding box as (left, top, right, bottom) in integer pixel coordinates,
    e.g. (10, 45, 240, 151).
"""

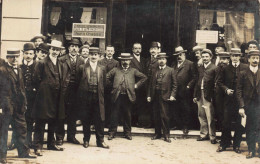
(77, 64, 106, 121)
(194, 63, 218, 101)
(0, 58, 5, 66)
(106, 67, 147, 103)
(98, 57, 119, 73)
(173, 60, 197, 98)
(130, 54, 146, 74)
(32, 56, 65, 119)
(147, 66, 177, 101)
(237, 67, 260, 109)
(0, 63, 27, 115)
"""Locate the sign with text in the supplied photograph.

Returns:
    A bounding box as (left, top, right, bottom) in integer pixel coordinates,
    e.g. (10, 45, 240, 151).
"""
(72, 23, 106, 38)
(196, 30, 218, 44)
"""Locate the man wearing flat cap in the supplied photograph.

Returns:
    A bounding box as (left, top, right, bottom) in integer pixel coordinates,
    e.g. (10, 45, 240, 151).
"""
(237, 50, 260, 159)
(172, 46, 197, 135)
(32, 40, 65, 156)
(193, 49, 218, 144)
(147, 53, 177, 143)
(107, 53, 147, 140)
(0, 49, 36, 163)
(30, 34, 46, 48)
(35, 43, 49, 61)
(77, 47, 109, 149)
(56, 38, 84, 145)
(216, 48, 248, 153)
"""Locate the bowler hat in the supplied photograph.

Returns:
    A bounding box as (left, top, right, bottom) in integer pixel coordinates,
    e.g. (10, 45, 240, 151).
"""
(79, 45, 90, 53)
(201, 49, 213, 56)
(216, 42, 226, 51)
(156, 52, 168, 59)
(37, 43, 49, 54)
(230, 48, 242, 55)
(68, 38, 82, 46)
(150, 42, 159, 48)
(248, 50, 260, 56)
(192, 46, 203, 52)
(30, 34, 46, 42)
(6, 48, 20, 57)
(218, 52, 230, 58)
(118, 53, 133, 60)
(248, 40, 259, 46)
(173, 46, 187, 55)
(47, 40, 64, 49)
(23, 42, 36, 51)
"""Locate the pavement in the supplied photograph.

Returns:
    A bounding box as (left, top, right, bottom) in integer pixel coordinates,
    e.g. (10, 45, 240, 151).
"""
(4, 127, 260, 164)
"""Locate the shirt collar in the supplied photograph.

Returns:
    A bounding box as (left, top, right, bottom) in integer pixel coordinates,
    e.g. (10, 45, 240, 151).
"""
(106, 56, 113, 60)
(69, 54, 77, 60)
(8, 62, 17, 68)
(24, 60, 34, 66)
(249, 65, 258, 73)
(49, 55, 57, 65)
(232, 61, 240, 67)
(133, 54, 140, 61)
(89, 61, 97, 70)
(159, 65, 166, 70)
(204, 62, 211, 68)
(122, 65, 129, 70)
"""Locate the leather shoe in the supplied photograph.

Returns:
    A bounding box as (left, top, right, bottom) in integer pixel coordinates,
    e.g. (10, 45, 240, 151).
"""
(151, 135, 162, 140)
(97, 142, 109, 149)
(19, 153, 37, 158)
(216, 146, 226, 152)
(67, 138, 80, 144)
(233, 147, 241, 154)
(0, 158, 7, 163)
(34, 149, 43, 156)
(108, 135, 114, 140)
(8, 143, 16, 150)
(83, 141, 89, 148)
(125, 135, 132, 140)
(211, 139, 217, 144)
(183, 128, 189, 135)
(246, 152, 255, 159)
(47, 145, 64, 151)
(56, 139, 63, 146)
(197, 137, 209, 141)
(164, 137, 171, 143)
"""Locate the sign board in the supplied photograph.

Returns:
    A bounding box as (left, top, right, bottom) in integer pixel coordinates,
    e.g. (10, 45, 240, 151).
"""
(196, 30, 218, 44)
(72, 23, 106, 38)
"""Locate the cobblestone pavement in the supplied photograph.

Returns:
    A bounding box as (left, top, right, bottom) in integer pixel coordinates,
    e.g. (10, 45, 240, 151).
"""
(5, 132, 260, 164)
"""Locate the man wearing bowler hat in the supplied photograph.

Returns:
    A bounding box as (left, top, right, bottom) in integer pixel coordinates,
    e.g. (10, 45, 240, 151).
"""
(237, 50, 260, 159)
(147, 53, 177, 143)
(56, 38, 84, 145)
(107, 53, 147, 140)
(0, 49, 36, 163)
(216, 48, 248, 153)
(32, 40, 65, 156)
(35, 43, 49, 61)
(30, 34, 46, 48)
(77, 47, 109, 149)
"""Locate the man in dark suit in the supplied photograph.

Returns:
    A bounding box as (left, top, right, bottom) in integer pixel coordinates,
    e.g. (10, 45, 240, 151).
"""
(216, 48, 248, 153)
(193, 49, 217, 144)
(99, 45, 119, 127)
(130, 43, 147, 127)
(32, 40, 65, 156)
(107, 53, 147, 140)
(172, 47, 197, 135)
(0, 49, 36, 163)
(77, 47, 109, 149)
(237, 50, 260, 159)
(147, 53, 177, 143)
(0, 58, 5, 66)
(56, 38, 84, 145)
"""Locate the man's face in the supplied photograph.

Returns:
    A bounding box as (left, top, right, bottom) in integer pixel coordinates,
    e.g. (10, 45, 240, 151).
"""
(219, 57, 230, 65)
(149, 47, 159, 57)
(215, 47, 225, 54)
(248, 55, 259, 67)
(36, 50, 47, 60)
(7, 56, 19, 66)
(23, 50, 35, 62)
(195, 50, 201, 60)
(49, 47, 61, 58)
(89, 53, 99, 63)
(202, 53, 212, 64)
(158, 58, 167, 67)
(106, 47, 115, 58)
(248, 44, 258, 51)
(121, 59, 131, 68)
(177, 53, 186, 63)
(132, 44, 142, 56)
(230, 54, 241, 64)
(81, 48, 89, 59)
(69, 44, 79, 56)
(34, 38, 44, 47)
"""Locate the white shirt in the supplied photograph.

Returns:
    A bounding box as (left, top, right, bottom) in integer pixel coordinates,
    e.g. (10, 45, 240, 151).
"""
(134, 54, 140, 62)
(177, 60, 185, 68)
(69, 54, 77, 62)
(204, 62, 211, 69)
(106, 56, 113, 60)
(159, 65, 166, 70)
(201, 62, 211, 89)
(232, 61, 240, 68)
(90, 61, 97, 71)
(49, 55, 57, 65)
(122, 65, 129, 71)
(24, 60, 34, 66)
(215, 56, 220, 66)
(249, 65, 258, 74)
(84, 58, 88, 64)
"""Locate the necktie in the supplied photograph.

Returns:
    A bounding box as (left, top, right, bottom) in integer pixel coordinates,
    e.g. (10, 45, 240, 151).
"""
(12, 66, 18, 74)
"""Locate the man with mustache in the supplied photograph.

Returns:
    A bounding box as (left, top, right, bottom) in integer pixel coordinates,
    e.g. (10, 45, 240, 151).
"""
(99, 45, 119, 127)
(35, 43, 49, 61)
(56, 38, 84, 145)
(237, 50, 260, 159)
(32, 40, 65, 156)
(107, 53, 147, 140)
(172, 46, 197, 135)
(193, 49, 218, 144)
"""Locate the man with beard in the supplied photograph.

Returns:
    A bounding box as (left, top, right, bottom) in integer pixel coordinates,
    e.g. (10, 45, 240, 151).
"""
(35, 43, 49, 61)
(107, 53, 147, 140)
(56, 38, 84, 145)
(130, 43, 147, 127)
(172, 46, 197, 135)
(237, 50, 260, 159)
(30, 34, 46, 48)
(0, 49, 36, 163)
(79, 45, 90, 64)
(147, 52, 177, 143)
(193, 49, 217, 144)
(99, 45, 119, 127)
(216, 48, 248, 153)
(32, 40, 65, 156)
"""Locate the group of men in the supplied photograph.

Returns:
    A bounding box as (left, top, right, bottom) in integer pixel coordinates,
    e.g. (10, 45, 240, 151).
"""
(0, 33, 259, 163)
